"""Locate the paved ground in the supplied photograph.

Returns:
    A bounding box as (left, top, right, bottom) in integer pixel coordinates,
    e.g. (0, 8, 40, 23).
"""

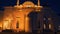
(0, 32, 59, 34)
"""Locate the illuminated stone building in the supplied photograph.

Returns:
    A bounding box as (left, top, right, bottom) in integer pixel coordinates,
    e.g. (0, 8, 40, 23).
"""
(0, 0, 54, 33)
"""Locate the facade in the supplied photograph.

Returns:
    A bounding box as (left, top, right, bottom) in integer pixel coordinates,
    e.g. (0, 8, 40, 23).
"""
(0, 0, 54, 32)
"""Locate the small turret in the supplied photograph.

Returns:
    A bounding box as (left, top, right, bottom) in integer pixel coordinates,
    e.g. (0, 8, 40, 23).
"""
(38, 0, 40, 6)
(17, 0, 19, 6)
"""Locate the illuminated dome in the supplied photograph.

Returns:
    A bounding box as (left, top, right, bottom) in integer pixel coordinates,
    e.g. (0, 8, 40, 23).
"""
(23, 1, 35, 7)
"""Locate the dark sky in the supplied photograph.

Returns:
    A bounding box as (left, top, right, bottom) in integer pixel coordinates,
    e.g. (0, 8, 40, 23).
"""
(0, 0, 60, 14)
(0, 1, 60, 19)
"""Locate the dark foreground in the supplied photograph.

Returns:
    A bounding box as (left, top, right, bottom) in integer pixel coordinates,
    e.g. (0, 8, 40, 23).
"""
(0, 30, 60, 34)
(0, 32, 60, 34)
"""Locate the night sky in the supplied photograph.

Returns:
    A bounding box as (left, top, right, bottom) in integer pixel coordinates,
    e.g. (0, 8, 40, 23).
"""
(0, 0, 60, 30)
(0, 0, 60, 14)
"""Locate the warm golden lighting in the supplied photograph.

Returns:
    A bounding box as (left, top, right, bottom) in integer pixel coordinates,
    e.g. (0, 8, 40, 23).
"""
(23, 1, 35, 7)
(3, 15, 13, 30)
(3, 20, 9, 30)
(3, 0, 42, 32)
(0, 22, 2, 28)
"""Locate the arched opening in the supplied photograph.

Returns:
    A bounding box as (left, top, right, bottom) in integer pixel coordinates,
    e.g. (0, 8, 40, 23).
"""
(44, 24, 46, 29)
